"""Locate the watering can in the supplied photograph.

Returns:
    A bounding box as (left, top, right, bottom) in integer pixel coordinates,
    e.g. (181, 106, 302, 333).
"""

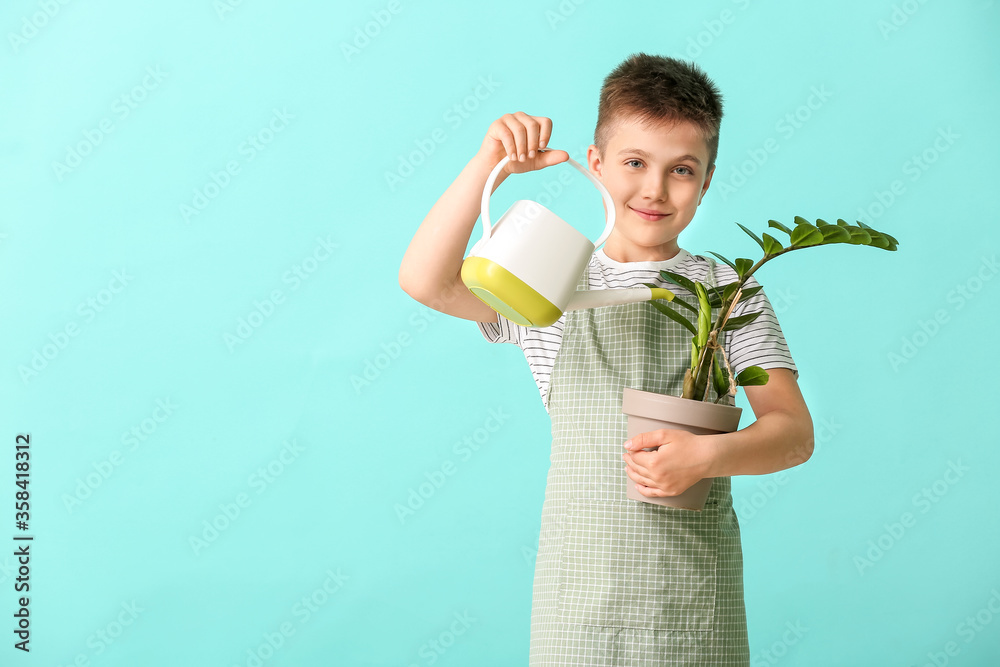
(461, 150, 675, 327)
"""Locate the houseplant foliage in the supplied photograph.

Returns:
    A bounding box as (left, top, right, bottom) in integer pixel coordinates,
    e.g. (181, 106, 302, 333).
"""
(646, 217, 899, 403)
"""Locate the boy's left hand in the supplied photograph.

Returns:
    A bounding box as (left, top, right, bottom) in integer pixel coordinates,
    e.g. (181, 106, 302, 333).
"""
(622, 429, 712, 497)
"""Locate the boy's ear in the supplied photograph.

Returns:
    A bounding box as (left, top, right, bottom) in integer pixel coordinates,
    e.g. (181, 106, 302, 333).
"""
(586, 144, 603, 178)
(698, 165, 716, 205)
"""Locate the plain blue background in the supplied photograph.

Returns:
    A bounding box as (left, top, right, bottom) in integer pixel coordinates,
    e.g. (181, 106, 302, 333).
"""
(1, 0, 998, 665)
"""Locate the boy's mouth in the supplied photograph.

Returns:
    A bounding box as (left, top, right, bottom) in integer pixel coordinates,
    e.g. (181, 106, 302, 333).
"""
(629, 206, 670, 221)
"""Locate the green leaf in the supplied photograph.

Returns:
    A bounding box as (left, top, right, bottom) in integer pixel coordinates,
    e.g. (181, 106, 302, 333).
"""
(734, 258, 753, 278)
(768, 219, 792, 235)
(718, 283, 763, 305)
(736, 223, 766, 252)
(697, 315, 711, 347)
(815, 218, 832, 227)
(695, 283, 711, 346)
(708, 251, 737, 271)
(866, 231, 891, 250)
(649, 300, 698, 335)
(736, 366, 770, 387)
(721, 311, 763, 331)
(847, 226, 872, 245)
(707, 285, 724, 309)
(793, 216, 810, 227)
(695, 282, 711, 313)
(841, 219, 898, 249)
(858, 220, 899, 250)
(712, 354, 730, 398)
(818, 224, 852, 243)
(790, 222, 824, 247)
(736, 285, 764, 303)
(690, 342, 699, 372)
(672, 296, 699, 313)
(761, 233, 784, 255)
(718, 282, 764, 308)
(855, 222, 896, 250)
(660, 270, 699, 295)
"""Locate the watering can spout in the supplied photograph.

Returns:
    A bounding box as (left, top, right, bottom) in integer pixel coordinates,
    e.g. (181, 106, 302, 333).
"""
(564, 286, 674, 314)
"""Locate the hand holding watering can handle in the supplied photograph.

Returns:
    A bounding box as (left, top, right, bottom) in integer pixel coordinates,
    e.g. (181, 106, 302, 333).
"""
(479, 149, 618, 248)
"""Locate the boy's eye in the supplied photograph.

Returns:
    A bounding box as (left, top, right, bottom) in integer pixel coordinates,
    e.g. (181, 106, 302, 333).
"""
(625, 160, 694, 175)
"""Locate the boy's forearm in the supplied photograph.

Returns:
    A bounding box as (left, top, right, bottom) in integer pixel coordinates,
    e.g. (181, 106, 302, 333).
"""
(398, 150, 507, 298)
(703, 408, 814, 478)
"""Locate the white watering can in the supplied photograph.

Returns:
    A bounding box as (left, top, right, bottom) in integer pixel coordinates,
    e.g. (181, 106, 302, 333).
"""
(461, 150, 675, 327)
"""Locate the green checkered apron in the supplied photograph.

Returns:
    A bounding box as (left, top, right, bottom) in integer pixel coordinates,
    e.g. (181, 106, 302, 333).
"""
(529, 257, 749, 666)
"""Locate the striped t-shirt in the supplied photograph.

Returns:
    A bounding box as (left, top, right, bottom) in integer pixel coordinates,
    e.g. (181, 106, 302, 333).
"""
(476, 247, 798, 408)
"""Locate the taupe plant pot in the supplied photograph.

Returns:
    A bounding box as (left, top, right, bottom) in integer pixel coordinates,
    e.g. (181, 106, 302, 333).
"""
(622, 387, 742, 511)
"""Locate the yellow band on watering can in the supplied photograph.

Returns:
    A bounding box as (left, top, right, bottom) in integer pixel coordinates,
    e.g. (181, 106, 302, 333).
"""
(461, 256, 561, 327)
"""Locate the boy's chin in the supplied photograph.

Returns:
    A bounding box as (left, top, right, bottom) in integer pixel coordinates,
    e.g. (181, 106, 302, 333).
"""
(628, 234, 681, 251)
(611, 238, 682, 260)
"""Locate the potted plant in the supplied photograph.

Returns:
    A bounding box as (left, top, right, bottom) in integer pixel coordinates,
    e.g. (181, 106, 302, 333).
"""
(622, 217, 899, 509)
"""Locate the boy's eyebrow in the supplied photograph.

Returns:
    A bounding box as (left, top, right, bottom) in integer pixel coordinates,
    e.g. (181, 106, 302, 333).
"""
(618, 147, 702, 165)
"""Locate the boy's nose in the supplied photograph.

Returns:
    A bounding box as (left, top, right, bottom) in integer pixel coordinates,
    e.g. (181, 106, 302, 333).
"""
(641, 174, 668, 201)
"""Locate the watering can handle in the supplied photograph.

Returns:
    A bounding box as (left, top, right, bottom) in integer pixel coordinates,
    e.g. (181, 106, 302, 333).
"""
(479, 150, 617, 248)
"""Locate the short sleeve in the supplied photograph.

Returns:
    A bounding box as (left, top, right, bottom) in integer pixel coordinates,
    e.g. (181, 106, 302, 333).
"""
(476, 311, 523, 346)
(724, 277, 798, 378)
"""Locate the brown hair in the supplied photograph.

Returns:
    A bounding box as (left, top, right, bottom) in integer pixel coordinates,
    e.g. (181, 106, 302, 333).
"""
(594, 53, 724, 169)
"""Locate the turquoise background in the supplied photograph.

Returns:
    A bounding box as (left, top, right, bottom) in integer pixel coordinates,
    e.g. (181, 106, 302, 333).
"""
(1, 0, 998, 665)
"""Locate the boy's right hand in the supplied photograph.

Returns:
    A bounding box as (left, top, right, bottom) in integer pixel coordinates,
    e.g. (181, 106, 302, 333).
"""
(479, 112, 570, 174)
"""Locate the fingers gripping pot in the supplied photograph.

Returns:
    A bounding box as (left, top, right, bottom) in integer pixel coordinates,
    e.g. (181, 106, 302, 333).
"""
(461, 150, 674, 327)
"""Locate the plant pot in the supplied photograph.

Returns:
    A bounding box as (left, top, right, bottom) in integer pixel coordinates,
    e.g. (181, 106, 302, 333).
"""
(621, 387, 742, 511)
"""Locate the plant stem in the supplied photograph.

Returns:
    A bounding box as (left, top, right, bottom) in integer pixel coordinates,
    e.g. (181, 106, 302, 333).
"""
(692, 246, 801, 401)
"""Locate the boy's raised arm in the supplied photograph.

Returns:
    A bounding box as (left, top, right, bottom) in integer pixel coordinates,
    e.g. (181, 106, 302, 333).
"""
(398, 112, 569, 322)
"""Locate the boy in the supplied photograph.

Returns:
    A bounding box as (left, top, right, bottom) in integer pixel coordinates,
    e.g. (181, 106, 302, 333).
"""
(399, 53, 813, 666)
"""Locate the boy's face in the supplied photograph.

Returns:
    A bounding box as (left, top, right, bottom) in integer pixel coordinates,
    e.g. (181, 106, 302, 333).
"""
(587, 116, 715, 262)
